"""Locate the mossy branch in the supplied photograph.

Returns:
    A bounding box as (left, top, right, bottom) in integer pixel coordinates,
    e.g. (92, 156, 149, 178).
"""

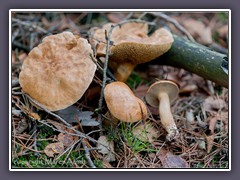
(153, 35, 228, 88)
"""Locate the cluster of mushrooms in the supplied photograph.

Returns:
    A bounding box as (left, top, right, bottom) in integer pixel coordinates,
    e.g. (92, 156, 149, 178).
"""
(19, 22, 180, 141)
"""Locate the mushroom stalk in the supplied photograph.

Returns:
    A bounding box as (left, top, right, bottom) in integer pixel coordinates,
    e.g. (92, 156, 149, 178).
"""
(158, 92, 179, 141)
(114, 62, 135, 82)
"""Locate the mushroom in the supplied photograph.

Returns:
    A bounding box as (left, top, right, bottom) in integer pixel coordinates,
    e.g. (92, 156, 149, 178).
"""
(91, 22, 174, 81)
(104, 81, 147, 122)
(145, 80, 179, 141)
(19, 32, 97, 111)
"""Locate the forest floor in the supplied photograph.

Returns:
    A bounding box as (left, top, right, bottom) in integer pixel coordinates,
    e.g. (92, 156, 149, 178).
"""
(11, 11, 229, 169)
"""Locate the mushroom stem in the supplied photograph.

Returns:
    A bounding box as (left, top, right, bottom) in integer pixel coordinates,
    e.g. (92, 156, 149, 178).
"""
(114, 62, 135, 82)
(158, 92, 179, 141)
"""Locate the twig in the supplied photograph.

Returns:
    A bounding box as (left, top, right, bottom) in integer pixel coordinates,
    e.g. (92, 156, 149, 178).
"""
(82, 140, 96, 168)
(124, 12, 134, 20)
(32, 121, 40, 157)
(148, 12, 195, 42)
(20, 94, 99, 144)
(12, 18, 48, 34)
(39, 120, 98, 144)
(12, 40, 30, 52)
(12, 79, 19, 87)
(24, 94, 72, 127)
(209, 42, 228, 55)
(97, 19, 156, 131)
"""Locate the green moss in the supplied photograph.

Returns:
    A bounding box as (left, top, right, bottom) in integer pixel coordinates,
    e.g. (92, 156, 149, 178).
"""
(120, 122, 156, 154)
(217, 12, 229, 22)
(94, 159, 104, 168)
(126, 71, 147, 89)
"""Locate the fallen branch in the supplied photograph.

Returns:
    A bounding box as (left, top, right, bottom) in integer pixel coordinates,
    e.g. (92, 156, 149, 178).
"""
(152, 35, 228, 88)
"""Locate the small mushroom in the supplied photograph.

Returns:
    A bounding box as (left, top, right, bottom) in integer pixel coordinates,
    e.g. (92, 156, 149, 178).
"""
(145, 80, 179, 141)
(104, 81, 147, 123)
(19, 32, 97, 111)
(91, 22, 174, 81)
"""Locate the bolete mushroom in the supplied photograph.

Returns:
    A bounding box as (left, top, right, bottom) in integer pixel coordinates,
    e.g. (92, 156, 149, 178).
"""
(91, 22, 174, 81)
(104, 81, 147, 122)
(145, 80, 179, 141)
(19, 32, 97, 111)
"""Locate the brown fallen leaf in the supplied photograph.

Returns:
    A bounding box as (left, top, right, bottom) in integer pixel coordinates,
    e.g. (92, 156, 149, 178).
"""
(182, 19, 212, 45)
(206, 116, 217, 153)
(206, 112, 228, 153)
(46, 119, 67, 131)
(44, 142, 64, 157)
(179, 84, 198, 94)
(157, 148, 189, 168)
(185, 109, 197, 130)
(219, 112, 229, 131)
(133, 85, 160, 115)
(133, 84, 149, 99)
(97, 136, 116, 162)
(163, 153, 189, 168)
(12, 51, 16, 64)
(203, 96, 226, 112)
(156, 148, 169, 162)
(217, 25, 228, 38)
(57, 133, 75, 147)
(15, 118, 28, 134)
(18, 52, 27, 62)
(107, 13, 128, 23)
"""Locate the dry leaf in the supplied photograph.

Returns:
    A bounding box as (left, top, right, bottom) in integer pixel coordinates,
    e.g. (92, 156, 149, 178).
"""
(12, 51, 16, 64)
(55, 106, 99, 126)
(133, 122, 160, 143)
(206, 134, 215, 154)
(18, 52, 27, 62)
(185, 109, 197, 130)
(133, 84, 149, 99)
(206, 112, 228, 153)
(182, 19, 212, 45)
(206, 115, 217, 153)
(46, 119, 67, 131)
(203, 96, 226, 112)
(197, 140, 206, 150)
(15, 118, 28, 134)
(133, 85, 159, 115)
(107, 13, 128, 23)
(218, 112, 228, 131)
(148, 106, 159, 115)
(217, 25, 228, 38)
(44, 142, 64, 157)
(162, 152, 189, 168)
(57, 133, 75, 147)
(157, 148, 189, 168)
(157, 148, 169, 162)
(179, 84, 198, 94)
(97, 135, 115, 162)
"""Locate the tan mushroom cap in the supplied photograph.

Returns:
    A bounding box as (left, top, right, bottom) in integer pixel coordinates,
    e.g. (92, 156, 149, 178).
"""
(145, 80, 179, 108)
(91, 22, 174, 64)
(19, 32, 97, 111)
(104, 81, 147, 122)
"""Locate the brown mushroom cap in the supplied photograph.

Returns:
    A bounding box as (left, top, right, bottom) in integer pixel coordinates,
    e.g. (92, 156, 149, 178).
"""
(19, 32, 97, 111)
(145, 80, 179, 108)
(91, 22, 174, 64)
(104, 81, 147, 122)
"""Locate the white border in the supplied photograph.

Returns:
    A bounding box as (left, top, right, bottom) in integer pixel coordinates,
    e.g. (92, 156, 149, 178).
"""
(9, 9, 231, 171)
